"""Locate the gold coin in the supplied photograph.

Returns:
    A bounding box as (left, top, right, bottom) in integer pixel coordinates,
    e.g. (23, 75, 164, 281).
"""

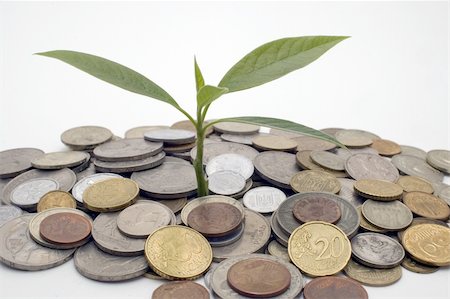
(354, 179, 403, 201)
(37, 190, 77, 212)
(403, 191, 450, 220)
(290, 170, 341, 194)
(344, 259, 402, 286)
(402, 223, 450, 266)
(396, 176, 434, 194)
(370, 139, 401, 156)
(145, 225, 212, 280)
(288, 221, 351, 276)
(83, 178, 138, 212)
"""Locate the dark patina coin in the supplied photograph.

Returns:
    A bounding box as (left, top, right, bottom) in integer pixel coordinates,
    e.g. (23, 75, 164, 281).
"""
(292, 196, 341, 224)
(152, 281, 209, 299)
(304, 276, 368, 299)
(39, 212, 92, 244)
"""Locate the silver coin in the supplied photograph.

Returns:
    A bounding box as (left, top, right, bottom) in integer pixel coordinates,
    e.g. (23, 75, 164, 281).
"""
(320, 127, 344, 136)
(147, 197, 188, 214)
(271, 210, 289, 247)
(75, 162, 97, 182)
(31, 151, 90, 170)
(207, 222, 245, 247)
(92, 212, 146, 256)
(427, 149, 450, 173)
(131, 162, 197, 199)
(335, 129, 380, 147)
(0, 205, 23, 226)
(220, 132, 269, 145)
(337, 178, 365, 208)
(117, 201, 175, 238)
(291, 135, 337, 151)
(0, 148, 44, 178)
(124, 125, 169, 139)
(0, 214, 75, 270)
(2, 168, 76, 205)
(206, 153, 254, 180)
(213, 122, 260, 135)
(70, 155, 91, 173)
(168, 150, 193, 161)
(361, 199, 413, 231)
(74, 242, 148, 281)
(29, 207, 93, 249)
(229, 178, 253, 199)
(94, 151, 165, 173)
(11, 178, 59, 209)
(391, 154, 444, 183)
(208, 170, 246, 196)
(72, 173, 122, 204)
(93, 138, 163, 162)
(163, 156, 191, 165)
(351, 232, 405, 268)
(270, 128, 304, 139)
(204, 262, 220, 294)
(212, 209, 271, 261)
(243, 186, 286, 213)
(436, 184, 450, 206)
(345, 153, 399, 182)
(211, 253, 303, 299)
(144, 129, 196, 144)
(310, 150, 345, 171)
(267, 240, 290, 262)
(399, 145, 427, 160)
(253, 151, 300, 189)
(0, 178, 11, 205)
(61, 126, 113, 150)
(334, 147, 379, 161)
(191, 142, 259, 165)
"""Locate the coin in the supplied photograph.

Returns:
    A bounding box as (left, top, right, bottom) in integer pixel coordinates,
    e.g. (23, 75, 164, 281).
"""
(0, 214, 76, 270)
(124, 125, 169, 139)
(357, 206, 388, 233)
(93, 138, 163, 162)
(361, 199, 412, 230)
(397, 217, 448, 244)
(271, 210, 290, 247)
(399, 145, 427, 160)
(351, 233, 405, 268)
(39, 212, 92, 245)
(227, 258, 291, 297)
(243, 186, 286, 213)
(401, 255, 439, 274)
(254, 151, 300, 189)
(370, 139, 401, 156)
(152, 281, 210, 299)
(74, 242, 148, 281)
(61, 126, 113, 150)
(208, 170, 246, 195)
(0, 205, 23, 226)
(335, 129, 374, 147)
(303, 276, 368, 299)
(321, 127, 343, 136)
(11, 178, 60, 209)
(213, 122, 260, 135)
(288, 221, 351, 276)
(229, 178, 253, 199)
(402, 191, 450, 220)
(83, 178, 139, 212)
(164, 142, 196, 154)
(252, 135, 297, 152)
(37, 190, 77, 212)
(290, 170, 341, 194)
(145, 225, 212, 280)
(0, 148, 44, 178)
(426, 149, 450, 173)
(292, 195, 341, 224)
(337, 178, 365, 207)
(151, 197, 187, 214)
(436, 184, 450, 206)
(31, 151, 90, 170)
(205, 153, 254, 180)
(94, 151, 165, 173)
(206, 221, 245, 247)
(75, 162, 96, 181)
(295, 150, 347, 178)
(402, 224, 450, 266)
(292, 135, 336, 151)
(191, 141, 259, 165)
(144, 129, 196, 144)
(171, 119, 214, 136)
(344, 259, 402, 286)
(354, 179, 403, 201)
(391, 154, 444, 183)
(335, 147, 379, 160)
(310, 150, 345, 171)
(396, 176, 434, 193)
(72, 173, 122, 204)
(345, 153, 399, 182)
(267, 240, 290, 262)
(70, 155, 91, 173)
(220, 132, 269, 145)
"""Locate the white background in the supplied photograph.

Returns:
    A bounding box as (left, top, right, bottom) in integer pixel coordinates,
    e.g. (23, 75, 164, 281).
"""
(0, 1, 449, 299)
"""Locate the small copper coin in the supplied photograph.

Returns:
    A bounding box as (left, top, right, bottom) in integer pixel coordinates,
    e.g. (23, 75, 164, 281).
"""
(187, 202, 242, 237)
(304, 277, 368, 299)
(227, 258, 291, 298)
(370, 139, 401, 156)
(293, 196, 341, 224)
(39, 212, 92, 244)
(152, 281, 209, 299)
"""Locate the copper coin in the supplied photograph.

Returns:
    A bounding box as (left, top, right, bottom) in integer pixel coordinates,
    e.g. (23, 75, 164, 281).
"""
(370, 139, 401, 156)
(226, 258, 291, 298)
(39, 212, 92, 244)
(292, 196, 341, 224)
(187, 202, 242, 237)
(304, 277, 368, 299)
(152, 281, 209, 299)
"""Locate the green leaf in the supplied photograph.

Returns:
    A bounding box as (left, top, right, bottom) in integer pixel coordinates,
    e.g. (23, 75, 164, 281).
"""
(219, 36, 349, 92)
(197, 85, 228, 109)
(216, 116, 345, 147)
(194, 56, 205, 92)
(36, 50, 180, 108)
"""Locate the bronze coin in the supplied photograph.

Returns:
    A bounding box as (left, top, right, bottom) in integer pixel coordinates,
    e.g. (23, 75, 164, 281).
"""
(304, 277, 368, 299)
(226, 258, 291, 298)
(39, 212, 92, 244)
(292, 196, 341, 224)
(370, 139, 401, 156)
(152, 281, 209, 299)
(187, 202, 242, 237)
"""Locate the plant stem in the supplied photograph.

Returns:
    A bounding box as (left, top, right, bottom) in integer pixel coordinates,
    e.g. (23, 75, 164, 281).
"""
(194, 115, 208, 197)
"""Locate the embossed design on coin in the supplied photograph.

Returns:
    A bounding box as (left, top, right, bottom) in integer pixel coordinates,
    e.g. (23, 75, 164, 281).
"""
(152, 281, 210, 299)
(344, 259, 402, 286)
(72, 173, 122, 203)
(391, 154, 444, 183)
(93, 138, 163, 162)
(293, 196, 341, 224)
(61, 126, 112, 150)
(403, 192, 450, 220)
(361, 199, 412, 230)
(243, 186, 286, 213)
(290, 170, 341, 194)
(0, 205, 23, 226)
(354, 179, 403, 201)
(206, 153, 254, 180)
(11, 178, 59, 209)
(254, 151, 300, 189)
(0, 148, 44, 178)
(303, 276, 368, 299)
(191, 142, 259, 165)
(396, 176, 434, 193)
(208, 170, 246, 196)
(337, 178, 365, 207)
(345, 153, 399, 182)
(397, 217, 448, 244)
(37, 190, 77, 212)
(39, 212, 92, 244)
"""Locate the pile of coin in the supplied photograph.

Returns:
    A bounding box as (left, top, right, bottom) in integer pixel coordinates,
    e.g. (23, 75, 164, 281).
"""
(0, 123, 450, 299)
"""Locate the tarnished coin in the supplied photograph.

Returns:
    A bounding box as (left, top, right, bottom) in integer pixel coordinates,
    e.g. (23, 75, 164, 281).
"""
(402, 224, 450, 266)
(37, 190, 77, 212)
(396, 176, 434, 193)
(337, 178, 365, 207)
(206, 153, 254, 180)
(11, 178, 59, 209)
(351, 233, 405, 268)
(191, 142, 259, 165)
(94, 151, 165, 173)
(74, 242, 148, 281)
(227, 258, 291, 297)
(303, 276, 368, 299)
(361, 199, 412, 230)
(292, 135, 336, 151)
(0, 205, 23, 226)
(0, 215, 75, 270)
(31, 151, 90, 170)
(39, 212, 92, 245)
(296, 150, 347, 178)
(292, 196, 341, 224)
(0, 148, 44, 178)
(354, 179, 403, 201)
(124, 125, 169, 139)
(391, 154, 444, 183)
(208, 170, 246, 196)
(254, 151, 300, 189)
(370, 139, 401, 156)
(426, 149, 450, 173)
(403, 191, 450, 220)
(206, 222, 245, 247)
(213, 122, 260, 135)
(252, 135, 297, 152)
(271, 211, 289, 247)
(401, 255, 440, 274)
(344, 259, 402, 286)
(310, 150, 345, 171)
(267, 240, 290, 262)
(61, 126, 113, 150)
(83, 178, 139, 212)
(72, 173, 122, 204)
(288, 221, 351, 276)
(152, 281, 210, 299)
(290, 170, 341, 194)
(93, 138, 163, 162)
(145, 225, 212, 280)
(399, 145, 427, 160)
(144, 129, 196, 144)
(345, 153, 399, 182)
(335, 129, 379, 147)
(220, 132, 269, 145)
(243, 186, 286, 213)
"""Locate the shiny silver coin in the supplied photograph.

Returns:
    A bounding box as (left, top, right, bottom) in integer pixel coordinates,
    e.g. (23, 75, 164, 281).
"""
(213, 122, 260, 135)
(207, 222, 245, 247)
(191, 141, 259, 166)
(124, 125, 169, 139)
(243, 186, 286, 213)
(144, 129, 196, 145)
(310, 150, 345, 171)
(337, 178, 365, 208)
(220, 132, 269, 145)
(229, 178, 253, 200)
(93, 138, 163, 162)
(206, 153, 254, 180)
(0, 148, 44, 178)
(271, 210, 289, 247)
(0, 205, 23, 226)
(72, 173, 122, 204)
(426, 149, 450, 173)
(361, 200, 413, 231)
(94, 151, 165, 173)
(391, 154, 444, 183)
(61, 126, 113, 150)
(0, 214, 75, 270)
(74, 242, 148, 281)
(253, 151, 300, 189)
(399, 145, 427, 160)
(208, 170, 246, 196)
(31, 151, 90, 170)
(345, 153, 399, 182)
(11, 178, 59, 209)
